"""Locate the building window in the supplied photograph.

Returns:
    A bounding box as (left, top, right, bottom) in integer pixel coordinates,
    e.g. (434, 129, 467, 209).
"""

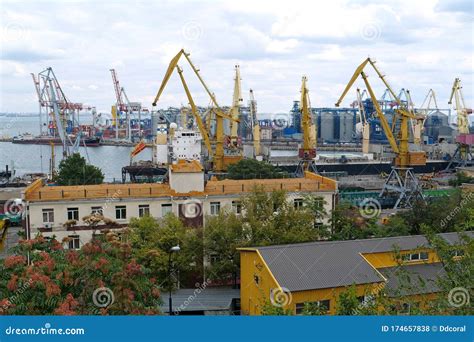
(295, 300, 330, 315)
(161, 203, 172, 216)
(210, 254, 220, 264)
(398, 303, 411, 315)
(42, 208, 54, 224)
(139, 204, 150, 217)
(91, 206, 103, 216)
(210, 202, 221, 216)
(68, 235, 80, 250)
(232, 201, 242, 214)
(67, 207, 79, 221)
(115, 206, 127, 220)
(294, 198, 304, 210)
(402, 251, 429, 262)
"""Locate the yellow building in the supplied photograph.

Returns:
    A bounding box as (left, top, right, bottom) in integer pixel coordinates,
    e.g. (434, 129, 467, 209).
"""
(239, 232, 470, 315)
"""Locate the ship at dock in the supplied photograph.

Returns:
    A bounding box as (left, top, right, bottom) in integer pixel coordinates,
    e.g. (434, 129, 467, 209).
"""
(12, 133, 101, 147)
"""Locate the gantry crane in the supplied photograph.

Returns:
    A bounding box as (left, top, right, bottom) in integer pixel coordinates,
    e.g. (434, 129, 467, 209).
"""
(446, 78, 473, 169)
(110, 69, 145, 141)
(295, 76, 317, 176)
(152, 50, 241, 172)
(336, 58, 426, 208)
(230, 65, 243, 145)
(249, 89, 261, 160)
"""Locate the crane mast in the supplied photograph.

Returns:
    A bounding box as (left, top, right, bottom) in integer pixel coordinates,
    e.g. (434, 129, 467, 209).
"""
(295, 76, 317, 176)
(356, 88, 370, 154)
(230, 65, 243, 145)
(249, 89, 261, 159)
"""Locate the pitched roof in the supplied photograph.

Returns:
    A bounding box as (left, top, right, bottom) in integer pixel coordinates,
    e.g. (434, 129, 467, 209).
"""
(378, 262, 446, 297)
(247, 232, 471, 292)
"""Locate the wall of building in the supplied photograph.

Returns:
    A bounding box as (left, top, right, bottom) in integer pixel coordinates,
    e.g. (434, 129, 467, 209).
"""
(290, 282, 384, 315)
(240, 250, 279, 315)
(361, 249, 439, 269)
(26, 190, 334, 249)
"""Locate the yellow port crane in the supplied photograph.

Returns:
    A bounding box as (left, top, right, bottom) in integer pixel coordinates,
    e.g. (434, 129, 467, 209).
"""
(335, 58, 426, 208)
(296, 76, 317, 175)
(446, 78, 473, 169)
(152, 50, 241, 172)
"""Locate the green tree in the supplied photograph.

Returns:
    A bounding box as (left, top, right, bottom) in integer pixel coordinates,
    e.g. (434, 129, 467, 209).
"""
(335, 284, 361, 315)
(203, 213, 244, 287)
(55, 153, 104, 185)
(449, 172, 474, 187)
(227, 158, 289, 180)
(330, 202, 379, 240)
(301, 301, 328, 315)
(125, 215, 203, 289)
(399, 191, 472, 234)
(0, 233, 161, 315)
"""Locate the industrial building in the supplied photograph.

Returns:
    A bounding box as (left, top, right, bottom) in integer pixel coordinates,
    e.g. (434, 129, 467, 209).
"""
(239, 231, 470, 315)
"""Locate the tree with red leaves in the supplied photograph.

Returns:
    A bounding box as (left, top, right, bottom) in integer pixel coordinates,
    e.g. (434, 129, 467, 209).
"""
(0, 232, 161, 315)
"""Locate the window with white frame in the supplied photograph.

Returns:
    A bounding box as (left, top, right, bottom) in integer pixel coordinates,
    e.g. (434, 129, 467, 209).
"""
(161, 203, 172, 216)
(91, 206, 103, 216)
(294, 198, 304, 210)
(210, 202, 221, 216)
(295, 299, 330, 315)
(67, 207, 79, 221)
(42, 208, 54, 224)
(115, 205, 127, 220)
(402, 251, 429, 262)
(68, 235, 80, 250)
(139, 204, 150, 217)
(232, 201, 242, 214)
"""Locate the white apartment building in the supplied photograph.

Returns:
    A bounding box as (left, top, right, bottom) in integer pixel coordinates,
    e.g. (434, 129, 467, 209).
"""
(22, 163, 337, 250)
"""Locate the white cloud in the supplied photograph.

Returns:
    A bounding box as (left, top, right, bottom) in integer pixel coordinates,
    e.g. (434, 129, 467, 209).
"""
(0, 0, 472, 113)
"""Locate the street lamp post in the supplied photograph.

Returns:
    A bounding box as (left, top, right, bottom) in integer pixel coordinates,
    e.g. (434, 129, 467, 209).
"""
(168, 245, 180, 316)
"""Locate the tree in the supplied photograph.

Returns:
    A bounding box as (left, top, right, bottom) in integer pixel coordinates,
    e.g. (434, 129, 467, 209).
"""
(203, 213, 244, 287)
(398, 191, 472, 234)
(0, 233, 161, 315)
(227, 158, 289, 180)
(330, 202, 380, 240)
(449, 172, 474, 187)
(335, 284, 361, 315)
(301, 302, 328, 315)
(125, 215, 203, 289)
(55, 153, 104, 185)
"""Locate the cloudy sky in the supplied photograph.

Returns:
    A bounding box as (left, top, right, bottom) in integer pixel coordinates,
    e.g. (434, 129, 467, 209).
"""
(0, 0, 472, 114)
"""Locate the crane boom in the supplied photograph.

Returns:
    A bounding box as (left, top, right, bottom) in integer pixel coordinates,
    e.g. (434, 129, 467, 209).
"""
(336, 58, 422, 169)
